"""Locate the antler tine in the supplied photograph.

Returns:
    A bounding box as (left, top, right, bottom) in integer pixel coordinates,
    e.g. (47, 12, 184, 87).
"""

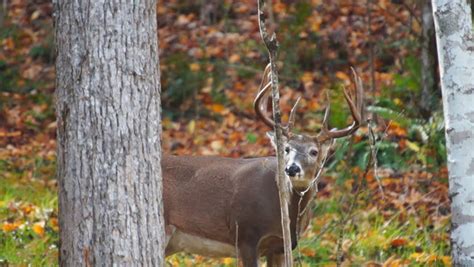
(321, 91, 331, 130)
(254, 64, 275, 129)
(287, 96, 301, 132)
(352, 67, 364, 119)
(316, 68, 364, 143)
(312, 91, 331, 142)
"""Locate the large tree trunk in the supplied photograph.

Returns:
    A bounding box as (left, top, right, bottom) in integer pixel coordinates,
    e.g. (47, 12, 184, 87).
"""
(54, 0, 165, 265)
(431, 0, 474, 265)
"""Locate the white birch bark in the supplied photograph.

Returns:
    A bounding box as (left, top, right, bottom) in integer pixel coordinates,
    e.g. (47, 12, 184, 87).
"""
(53, 0, 165, 265)
(432, 0, 474, 265)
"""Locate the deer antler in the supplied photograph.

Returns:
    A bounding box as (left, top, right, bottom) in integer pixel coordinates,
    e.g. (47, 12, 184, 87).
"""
(254, 64, 301, 137)
(315, 67, 364, 143)
(254, 64, 273, 129)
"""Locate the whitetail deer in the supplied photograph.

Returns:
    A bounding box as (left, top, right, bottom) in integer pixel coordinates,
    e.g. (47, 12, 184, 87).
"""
(163, 65, 364, 266)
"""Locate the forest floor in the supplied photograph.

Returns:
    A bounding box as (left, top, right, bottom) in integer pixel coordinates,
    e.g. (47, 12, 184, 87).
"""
(1, 0, 450, 266)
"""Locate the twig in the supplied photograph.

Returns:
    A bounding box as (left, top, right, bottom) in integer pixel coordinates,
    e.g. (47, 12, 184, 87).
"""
(367, 0, 376, 104)
(257, 0, 293, 266)
(235, 221, 239, 267)
(402, 1, 421, 26)
(225, 63, 296, 81)
(368, 122, 385, 197)
(336, 124, 375, 266)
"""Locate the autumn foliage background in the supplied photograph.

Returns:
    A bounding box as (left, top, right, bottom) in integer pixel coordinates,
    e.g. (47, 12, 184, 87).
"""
(0, 0, 450, 266)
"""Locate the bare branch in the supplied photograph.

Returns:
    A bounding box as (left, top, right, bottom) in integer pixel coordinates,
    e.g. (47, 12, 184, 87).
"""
(257, 0, 293, 266)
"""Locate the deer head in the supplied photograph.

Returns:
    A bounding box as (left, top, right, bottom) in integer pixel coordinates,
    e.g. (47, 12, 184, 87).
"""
(254, 64, 364, 189)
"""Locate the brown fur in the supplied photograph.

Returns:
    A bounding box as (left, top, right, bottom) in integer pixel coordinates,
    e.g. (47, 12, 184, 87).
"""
(163, 154, 315, 266)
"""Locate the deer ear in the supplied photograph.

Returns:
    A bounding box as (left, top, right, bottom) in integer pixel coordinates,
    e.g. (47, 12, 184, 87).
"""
(266, 131, 287, 149)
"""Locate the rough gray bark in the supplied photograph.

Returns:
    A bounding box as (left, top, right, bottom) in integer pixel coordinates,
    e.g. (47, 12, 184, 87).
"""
(420, 0, 437, 118)
(431, 0, 474, 265)
(54, 0, 165, 266)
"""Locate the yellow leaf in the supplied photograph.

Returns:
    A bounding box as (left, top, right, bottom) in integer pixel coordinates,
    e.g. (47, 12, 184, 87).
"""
(335, 71, 350, 82)
(409, 252, 426, 262)
(189, 63, 200, 72)
(222, 257, 234, 265)
(426, 254, 438, 264)
(394, 98, 402, 106)
(441, 256, 451, 266)
(31, 10, 41, 20)
(33, 222, 45, 236)
(187, 120, 196, 134)
(405, 141, 420, 152)
(301, 72, 313, 83)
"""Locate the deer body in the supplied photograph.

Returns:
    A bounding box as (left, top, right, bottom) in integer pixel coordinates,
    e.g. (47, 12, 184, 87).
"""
(163, 154, 315, 266)
(163, 64, 364, 266)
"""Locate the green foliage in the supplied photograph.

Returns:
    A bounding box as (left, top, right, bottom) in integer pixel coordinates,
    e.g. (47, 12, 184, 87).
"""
(368, 105, 446, 170)
(246, 132, 257, 144)
(0, 60, 21, 93)
(29, 44, 53, 63)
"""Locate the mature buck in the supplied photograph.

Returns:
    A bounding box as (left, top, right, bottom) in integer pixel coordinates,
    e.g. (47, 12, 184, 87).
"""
(163, 65, 364, 266)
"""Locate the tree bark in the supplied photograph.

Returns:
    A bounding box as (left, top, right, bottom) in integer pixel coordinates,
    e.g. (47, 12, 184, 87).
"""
(420, 0, 437, 118)
(54, 0, 165, 266)
(431, 0, 474, 265)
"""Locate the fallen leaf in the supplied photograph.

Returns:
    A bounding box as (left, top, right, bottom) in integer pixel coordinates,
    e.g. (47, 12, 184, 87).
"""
(33, 221, 45, 236)
(390, 238, 408, 248)
(2, 221, 21, 232)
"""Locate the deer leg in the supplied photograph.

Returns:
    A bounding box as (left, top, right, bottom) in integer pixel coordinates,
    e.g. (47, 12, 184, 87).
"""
(239, 243, 259, 267)
(266, 253, 284, 267)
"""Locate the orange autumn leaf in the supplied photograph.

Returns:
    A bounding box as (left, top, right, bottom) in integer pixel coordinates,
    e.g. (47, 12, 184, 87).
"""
(2, 221, 22, 232)
(32, 222, 45, 236)
(229, 54, 240, 63)
(387, 122, 407, 137)
(390, 238, 408, 248)
(2, 37, 15, 50)
(274, 2, 287, 13)
(50, 218, 59, 232)
(21, 204, 33, 215)
(210, 104, 225, 113)
(300, 247, 316, 257)
(0, 131, 22, 137)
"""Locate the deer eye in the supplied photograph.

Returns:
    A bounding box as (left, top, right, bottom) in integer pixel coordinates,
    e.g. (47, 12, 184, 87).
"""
(285, 147, 290, 154)
(309, 149, 318, 157)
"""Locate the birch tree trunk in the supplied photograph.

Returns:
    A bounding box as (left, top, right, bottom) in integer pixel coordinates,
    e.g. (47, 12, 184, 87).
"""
(54, 0, 165, 265)
(431, 1, 474, 265)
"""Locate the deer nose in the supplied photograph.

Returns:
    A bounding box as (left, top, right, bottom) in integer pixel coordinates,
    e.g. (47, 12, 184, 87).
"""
(285, 164, 301, 177)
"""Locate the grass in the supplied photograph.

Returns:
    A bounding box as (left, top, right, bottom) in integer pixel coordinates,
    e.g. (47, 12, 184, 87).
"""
(0, 141, 451, 266)
(0, 152, 58, 266)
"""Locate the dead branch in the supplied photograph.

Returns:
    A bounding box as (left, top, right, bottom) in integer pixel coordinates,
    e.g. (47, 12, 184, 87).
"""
(257, 0, 293, 266)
